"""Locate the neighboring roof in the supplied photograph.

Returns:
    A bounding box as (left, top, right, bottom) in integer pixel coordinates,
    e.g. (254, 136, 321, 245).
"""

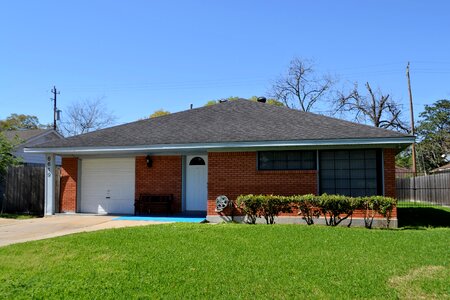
(29, 100, 414, 152)
(3, 129, 54, 142)
(431, 162, 450, 173)
(395, 166, 412, 173)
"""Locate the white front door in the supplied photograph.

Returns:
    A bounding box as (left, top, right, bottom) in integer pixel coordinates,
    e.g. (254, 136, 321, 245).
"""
(186, 155, 208, 211)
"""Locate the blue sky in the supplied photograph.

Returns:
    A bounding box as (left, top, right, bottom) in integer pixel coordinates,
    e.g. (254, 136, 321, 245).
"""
(1, 0, 449, 126)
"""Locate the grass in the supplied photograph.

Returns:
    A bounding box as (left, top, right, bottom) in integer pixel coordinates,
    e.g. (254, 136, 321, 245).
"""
(0, 213, 39, 220)
(0, 224, 449, 299)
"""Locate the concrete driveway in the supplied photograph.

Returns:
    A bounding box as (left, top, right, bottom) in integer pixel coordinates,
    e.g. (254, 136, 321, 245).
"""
(0, 215, 162, 247)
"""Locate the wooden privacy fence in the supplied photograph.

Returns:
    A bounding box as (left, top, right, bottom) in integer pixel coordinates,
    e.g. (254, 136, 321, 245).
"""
(0, 165, 60, 215)
(396, 171, 450, 206)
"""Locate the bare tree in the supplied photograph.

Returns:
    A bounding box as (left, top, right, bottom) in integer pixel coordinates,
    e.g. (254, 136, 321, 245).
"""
(335, 82, 408, 131)
(270, 57, 334, 112)
(60, 98, 117, 136)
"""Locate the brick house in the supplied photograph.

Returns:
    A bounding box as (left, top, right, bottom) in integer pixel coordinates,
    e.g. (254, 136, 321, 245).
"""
(26, 99, 413, 226)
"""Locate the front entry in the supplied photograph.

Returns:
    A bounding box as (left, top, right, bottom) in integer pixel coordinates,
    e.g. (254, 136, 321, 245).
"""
(186, 155, 208, 211)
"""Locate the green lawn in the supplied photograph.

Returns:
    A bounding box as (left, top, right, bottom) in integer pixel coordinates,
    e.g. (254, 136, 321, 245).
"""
(0, 213, 38, 220)
(0, 224, 449, 299)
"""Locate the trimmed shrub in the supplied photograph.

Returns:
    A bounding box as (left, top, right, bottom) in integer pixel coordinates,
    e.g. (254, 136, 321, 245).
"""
(259, 195, 291, 224)
(359, 196, 397, 228)
(359, 196, 379, 229)
(236, 194, 291, 224)
(318, 194, 359, 227)
(291, 194, 321, 225)
(236, 194, 396, 228)
(376, 196, 396, 228)
(236, 194, 261, 224)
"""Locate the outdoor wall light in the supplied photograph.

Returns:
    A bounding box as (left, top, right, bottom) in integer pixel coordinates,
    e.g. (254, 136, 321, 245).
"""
(146, 155, 153, 168)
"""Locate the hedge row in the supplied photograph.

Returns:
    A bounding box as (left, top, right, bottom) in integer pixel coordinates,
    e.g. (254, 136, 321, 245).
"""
(235, 194, 396, 228)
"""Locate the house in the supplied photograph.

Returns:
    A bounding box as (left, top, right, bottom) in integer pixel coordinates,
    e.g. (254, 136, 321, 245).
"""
(430, 162, 450, 174)
(26, 99, 414, 226)
(395, 166, 413, 178)
(4, 129, 63, 165)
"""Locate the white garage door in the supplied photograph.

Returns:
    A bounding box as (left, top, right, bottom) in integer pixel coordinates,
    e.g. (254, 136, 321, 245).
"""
(80, 158, 135, 214)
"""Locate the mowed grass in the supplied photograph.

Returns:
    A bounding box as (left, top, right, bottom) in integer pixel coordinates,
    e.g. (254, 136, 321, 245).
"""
(0, 224, 449, 299)
(0, 213, 38, 220)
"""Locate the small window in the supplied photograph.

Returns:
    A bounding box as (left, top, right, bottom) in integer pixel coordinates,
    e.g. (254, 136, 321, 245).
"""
(189, 157, 205, 165)
(258, 150, 317, 170)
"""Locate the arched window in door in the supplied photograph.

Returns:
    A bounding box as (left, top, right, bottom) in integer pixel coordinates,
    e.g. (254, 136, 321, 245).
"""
(189, 157, 205, 165)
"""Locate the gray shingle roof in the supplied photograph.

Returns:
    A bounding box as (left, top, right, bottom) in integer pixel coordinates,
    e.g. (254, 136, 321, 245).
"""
(33, 100, 412, 148)
(4, 129, 53, 142)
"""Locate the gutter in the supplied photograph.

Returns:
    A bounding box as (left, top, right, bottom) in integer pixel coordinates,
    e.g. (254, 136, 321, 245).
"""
(24, 137, 415, 155)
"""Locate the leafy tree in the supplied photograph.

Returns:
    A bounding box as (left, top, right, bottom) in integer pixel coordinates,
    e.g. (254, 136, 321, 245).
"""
(335, 82, 408, 132)
(0, 114, 41, 131)
(270, 57, 334, 112)
(204, 96, 241, 106)
(0, 133, 21, 180)
(416, 99, 450, 172)
(204, 96, 284, 107)
(395, 148, 412, 169)
(248, 96, 284, 107)
(60, 98, 117, 136)
(149, 110, 171, 118)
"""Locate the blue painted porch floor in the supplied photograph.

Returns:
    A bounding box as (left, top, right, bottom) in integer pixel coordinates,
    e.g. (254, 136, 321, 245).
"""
(112, 216, 206, 223)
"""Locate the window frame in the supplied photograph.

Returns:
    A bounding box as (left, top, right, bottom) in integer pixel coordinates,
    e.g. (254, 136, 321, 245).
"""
(257, 150, 317, 171)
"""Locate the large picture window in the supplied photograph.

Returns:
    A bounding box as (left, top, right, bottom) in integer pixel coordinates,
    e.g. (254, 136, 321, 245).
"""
(258, 150, 316, 170)
(319, 149, 382, 197)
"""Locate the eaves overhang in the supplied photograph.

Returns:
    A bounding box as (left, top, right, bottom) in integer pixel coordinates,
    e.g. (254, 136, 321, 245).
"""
(25, 137, 415, 156)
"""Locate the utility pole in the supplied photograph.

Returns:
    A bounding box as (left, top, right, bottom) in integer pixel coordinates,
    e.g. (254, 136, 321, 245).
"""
(406, 62, 417, 175)
(51, 86, 60, 130)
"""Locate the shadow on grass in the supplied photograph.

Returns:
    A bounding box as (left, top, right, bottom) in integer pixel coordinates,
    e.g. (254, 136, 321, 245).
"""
(398, 206, 450, 228)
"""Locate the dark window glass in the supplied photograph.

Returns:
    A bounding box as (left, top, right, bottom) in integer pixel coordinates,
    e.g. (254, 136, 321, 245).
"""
(258, 151, 316, 170)
(319, 149, 382, 197)
(189, 157, 206, 165)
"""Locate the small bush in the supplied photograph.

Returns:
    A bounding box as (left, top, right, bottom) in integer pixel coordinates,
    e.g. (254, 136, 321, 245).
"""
(259, 195, 292, 224)
(291, 194, 321, 225)
(236, 194, 291, 224)
(376, 196, 396, 228)
(236, 194, 396, 228)
(236, 194, 261, 224)
(318, 194, 359, 227)
(359, 196, 379, 229)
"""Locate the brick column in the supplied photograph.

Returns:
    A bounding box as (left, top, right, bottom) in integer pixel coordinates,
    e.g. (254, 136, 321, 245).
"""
(60, 157, 78, 212)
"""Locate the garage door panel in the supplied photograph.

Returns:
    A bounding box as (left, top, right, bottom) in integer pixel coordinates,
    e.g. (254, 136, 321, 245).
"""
(80, 158, 135, 214)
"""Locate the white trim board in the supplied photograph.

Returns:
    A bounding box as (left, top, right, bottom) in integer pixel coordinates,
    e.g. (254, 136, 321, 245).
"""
(25, 137, 415, 155)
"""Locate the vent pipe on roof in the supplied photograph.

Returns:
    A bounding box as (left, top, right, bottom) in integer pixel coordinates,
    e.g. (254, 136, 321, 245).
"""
(257, 97, 267, 103)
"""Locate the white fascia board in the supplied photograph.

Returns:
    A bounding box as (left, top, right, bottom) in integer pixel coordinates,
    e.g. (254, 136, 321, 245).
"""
(24, 137, 415, 155)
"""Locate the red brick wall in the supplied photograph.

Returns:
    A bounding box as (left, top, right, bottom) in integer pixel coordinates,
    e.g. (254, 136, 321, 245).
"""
(383, 148, 397, 218)
(135, 156, 182, 213)
(60, 157, 78, 212)
(207, 150, 397, 220)
(207, 152, 317, 216)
